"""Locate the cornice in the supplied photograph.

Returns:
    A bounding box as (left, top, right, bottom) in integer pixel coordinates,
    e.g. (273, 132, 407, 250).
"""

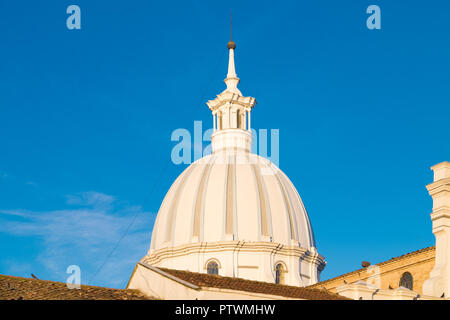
(143, 241, 319, 265)
(426, 178, 450, 194)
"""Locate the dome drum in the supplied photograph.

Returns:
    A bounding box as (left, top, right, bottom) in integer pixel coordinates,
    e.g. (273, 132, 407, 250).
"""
(143, 240, 325, 286)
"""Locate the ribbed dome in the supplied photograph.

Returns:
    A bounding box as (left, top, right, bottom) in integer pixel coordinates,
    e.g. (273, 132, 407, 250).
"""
(150, 150, 316, 252)
(142, 39, 325, 287)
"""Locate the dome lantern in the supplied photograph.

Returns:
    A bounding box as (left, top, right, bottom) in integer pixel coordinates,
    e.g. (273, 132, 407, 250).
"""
(206, 38, 256, 153)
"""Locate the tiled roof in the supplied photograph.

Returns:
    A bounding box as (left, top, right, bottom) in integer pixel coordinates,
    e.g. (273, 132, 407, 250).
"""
(309, 246, 436, 289)
(157, 267, 349, 300)
(0, 274, 152, 300)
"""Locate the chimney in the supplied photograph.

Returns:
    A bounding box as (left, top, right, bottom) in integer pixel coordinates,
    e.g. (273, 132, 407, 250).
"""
(423, 161, 450, 298)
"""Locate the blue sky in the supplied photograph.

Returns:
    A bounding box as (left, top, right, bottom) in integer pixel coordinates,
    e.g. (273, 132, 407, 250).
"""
(0, 0, 449, 288)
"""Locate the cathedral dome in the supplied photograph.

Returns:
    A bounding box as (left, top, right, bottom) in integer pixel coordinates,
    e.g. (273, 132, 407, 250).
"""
(143, 38, 324, 286)
(150, 150, 316, 252)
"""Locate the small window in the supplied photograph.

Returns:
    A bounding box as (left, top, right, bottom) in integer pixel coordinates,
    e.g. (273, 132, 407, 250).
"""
(207, 261, 219, 275)
(275, 263, 285, 284)
(399, 272, 413, 290)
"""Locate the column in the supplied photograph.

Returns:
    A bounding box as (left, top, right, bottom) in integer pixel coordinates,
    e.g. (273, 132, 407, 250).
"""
(423, 162, 450, 298)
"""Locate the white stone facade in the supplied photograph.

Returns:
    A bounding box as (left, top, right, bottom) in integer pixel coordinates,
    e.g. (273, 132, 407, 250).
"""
(423, 162, 450, 298)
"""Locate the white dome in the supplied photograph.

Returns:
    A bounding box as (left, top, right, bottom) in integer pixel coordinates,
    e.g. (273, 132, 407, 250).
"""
(142, 41, 325, 286)
(150, 149, 316, 252)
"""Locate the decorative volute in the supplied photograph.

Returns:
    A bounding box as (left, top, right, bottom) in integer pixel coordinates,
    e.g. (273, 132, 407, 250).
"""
(206, 40, 256, 153)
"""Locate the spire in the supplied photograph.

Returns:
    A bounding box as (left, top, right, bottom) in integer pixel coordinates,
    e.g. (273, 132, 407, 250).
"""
(226, 45, 237, 78)
(225, 11, 240, 94)
(206, 12, 256, 150)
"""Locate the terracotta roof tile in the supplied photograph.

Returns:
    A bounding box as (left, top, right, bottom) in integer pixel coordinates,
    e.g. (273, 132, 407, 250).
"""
(158, 267, 349, 300)
(0, 274, 152, 300)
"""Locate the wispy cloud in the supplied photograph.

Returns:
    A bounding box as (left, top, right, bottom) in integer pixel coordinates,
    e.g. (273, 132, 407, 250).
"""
(65, 191, 115, 208)
(0, 191, 155, 288)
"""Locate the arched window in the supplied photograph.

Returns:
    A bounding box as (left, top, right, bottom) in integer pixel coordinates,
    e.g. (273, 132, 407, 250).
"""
(399, 272, 413, 290)
(275, 263, 285, 285)
(207, 261, 219, 275)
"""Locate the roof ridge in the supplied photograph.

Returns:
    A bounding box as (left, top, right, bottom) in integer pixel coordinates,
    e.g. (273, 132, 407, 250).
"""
(0, 273, 152, 300)
(0, 273, 136, 292)
(156, 266, 348, 300)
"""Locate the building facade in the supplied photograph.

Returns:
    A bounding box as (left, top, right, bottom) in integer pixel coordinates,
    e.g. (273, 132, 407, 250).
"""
(309, 246, 435, 295)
